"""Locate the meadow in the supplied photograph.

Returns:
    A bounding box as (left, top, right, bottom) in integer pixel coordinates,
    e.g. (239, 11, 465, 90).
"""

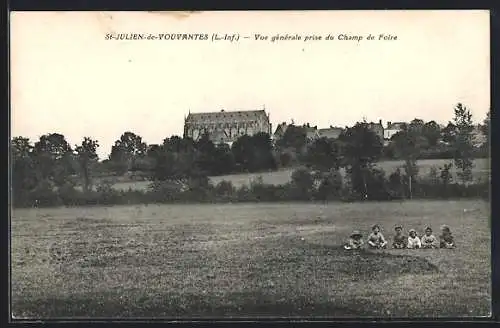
(11, 199, 491, 318)
(107, 158, 490, 191)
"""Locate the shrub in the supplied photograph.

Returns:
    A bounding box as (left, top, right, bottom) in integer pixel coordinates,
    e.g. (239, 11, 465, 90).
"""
(11, 166, 490, 208)
(440, 163, 453, 186)
(58, 182, 81, 206)
(236, 185, 255, 202)
(315, 170, 343, 201)
(214, 180, 235, 201)
(290, 167, 315, 200)
(28, 180, 62, 207)
(387, 168, 405, 199)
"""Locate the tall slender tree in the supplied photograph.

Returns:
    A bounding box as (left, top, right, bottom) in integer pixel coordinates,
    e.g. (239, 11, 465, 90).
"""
(452, 103, 475, 184)
(391, 126, 428, 198)
(74, 137, 99, 192)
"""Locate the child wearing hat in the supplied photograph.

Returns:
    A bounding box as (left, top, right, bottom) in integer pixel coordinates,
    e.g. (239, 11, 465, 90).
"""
(367, 224, 388, 249)
(392, 225, 407, 249)
(407, 229, 421, 249)
(344, 230, 364, 250)
(439, 225, 456, 249)
(421, 226, 439, 249)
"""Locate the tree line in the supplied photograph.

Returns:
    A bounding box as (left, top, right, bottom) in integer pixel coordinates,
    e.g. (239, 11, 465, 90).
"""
(11, 103, 489, 207)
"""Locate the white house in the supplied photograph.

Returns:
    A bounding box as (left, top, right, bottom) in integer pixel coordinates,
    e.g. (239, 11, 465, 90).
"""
(384, 121, 406, 140)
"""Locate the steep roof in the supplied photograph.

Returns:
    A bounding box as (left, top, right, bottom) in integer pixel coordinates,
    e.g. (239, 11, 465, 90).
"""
(273, 122, 288, 136)
(186, 109, 268, 123)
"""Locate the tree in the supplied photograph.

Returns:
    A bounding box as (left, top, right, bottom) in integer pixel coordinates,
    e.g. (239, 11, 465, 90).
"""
(391, 126, 427, 198)
(452, 103, 475, 184)
(148, 145, 178, 181)
(249, 132, 276, 172)
(409, 119, 425, 132)
(338, 123, 383, 199)
(74, 137, 99, 192)
(276, 124, 307, 154)
(32, 133, 74, 187)
(231, 133, 276, 173)
(195, 133, 217, 175)
(441, 122, 457, 144)
(422, 121, 441, 147)
(110, 132, 147, 173)
(481, 111, 490, 148)
(304, 137, 342, 172)
(11, 137, 38, 201)
(212, 143, 235, 175)
(290, 167, 315, 200)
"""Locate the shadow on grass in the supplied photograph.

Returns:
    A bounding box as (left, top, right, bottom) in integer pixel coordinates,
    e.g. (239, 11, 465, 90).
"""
(12, 291, 367, 318)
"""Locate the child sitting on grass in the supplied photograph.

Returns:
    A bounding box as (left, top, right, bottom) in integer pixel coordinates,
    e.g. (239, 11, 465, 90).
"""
(367, 224, 388, 249)
(392, 225, 407, 249)
(421, 226, 439, 249)
(407, 229, 421, 249)
(439, 225, 456, 249)
(344, 230, 364, 250)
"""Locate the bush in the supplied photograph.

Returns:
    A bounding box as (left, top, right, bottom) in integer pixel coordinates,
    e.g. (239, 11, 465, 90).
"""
(343, 167, 393, 201)
(11, 166, 490, 208)
(290, 167, 314, 200)
(214, 181, 235, 201)
(29, 180, 62, 207)
(58, 182, 81, 206)
(315, 170, 343, 201)
(387, 168, 405, 199)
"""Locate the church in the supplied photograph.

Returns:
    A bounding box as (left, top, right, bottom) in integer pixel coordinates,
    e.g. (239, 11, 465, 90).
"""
(183, 108, 272, 146)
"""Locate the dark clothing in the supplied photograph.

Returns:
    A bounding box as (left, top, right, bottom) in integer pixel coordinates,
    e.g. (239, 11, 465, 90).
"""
(392, 234, 407, 249)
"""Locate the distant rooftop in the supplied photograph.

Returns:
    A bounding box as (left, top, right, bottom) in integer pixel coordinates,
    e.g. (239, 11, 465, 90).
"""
(185, 109, 268, 123)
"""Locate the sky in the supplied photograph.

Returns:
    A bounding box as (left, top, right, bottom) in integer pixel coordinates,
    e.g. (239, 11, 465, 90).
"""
(10, 11, 490, 159)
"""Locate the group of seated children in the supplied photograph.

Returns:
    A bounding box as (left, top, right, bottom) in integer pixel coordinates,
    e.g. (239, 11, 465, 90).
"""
(344, 224, 455, 250)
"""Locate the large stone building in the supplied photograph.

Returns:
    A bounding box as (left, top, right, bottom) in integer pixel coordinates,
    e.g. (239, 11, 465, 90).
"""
(183, 109, 272, 145)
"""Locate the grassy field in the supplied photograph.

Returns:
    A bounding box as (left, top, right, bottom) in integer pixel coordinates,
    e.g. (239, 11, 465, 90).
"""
(107, 158, 490, 191)
(11, 199, 490, 318)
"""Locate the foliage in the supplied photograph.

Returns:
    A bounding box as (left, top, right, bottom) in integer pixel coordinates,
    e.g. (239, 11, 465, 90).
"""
(11, 103, 490, 207)
(290, 167, 315, 200)
(109, 132, 147, 174)
(231, 133, 276, 173)
(275, 124, 307, 154)
(315, 169, 343, 201)
(440, 163, 453, 186)
(74, 137, 99, 192)
(480, 111, 490, 149)
(390, 125, 427, 198)
(422, 121, 442, 147)
(11, 137, 38, 202)
(304, 137, 342, 172)
(452, 103, 475, 184)
(338, 123, 383, 198)
(32, 133, 75, 188)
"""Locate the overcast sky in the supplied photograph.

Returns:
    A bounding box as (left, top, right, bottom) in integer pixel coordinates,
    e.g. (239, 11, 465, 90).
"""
(11, 10, 490, 159)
